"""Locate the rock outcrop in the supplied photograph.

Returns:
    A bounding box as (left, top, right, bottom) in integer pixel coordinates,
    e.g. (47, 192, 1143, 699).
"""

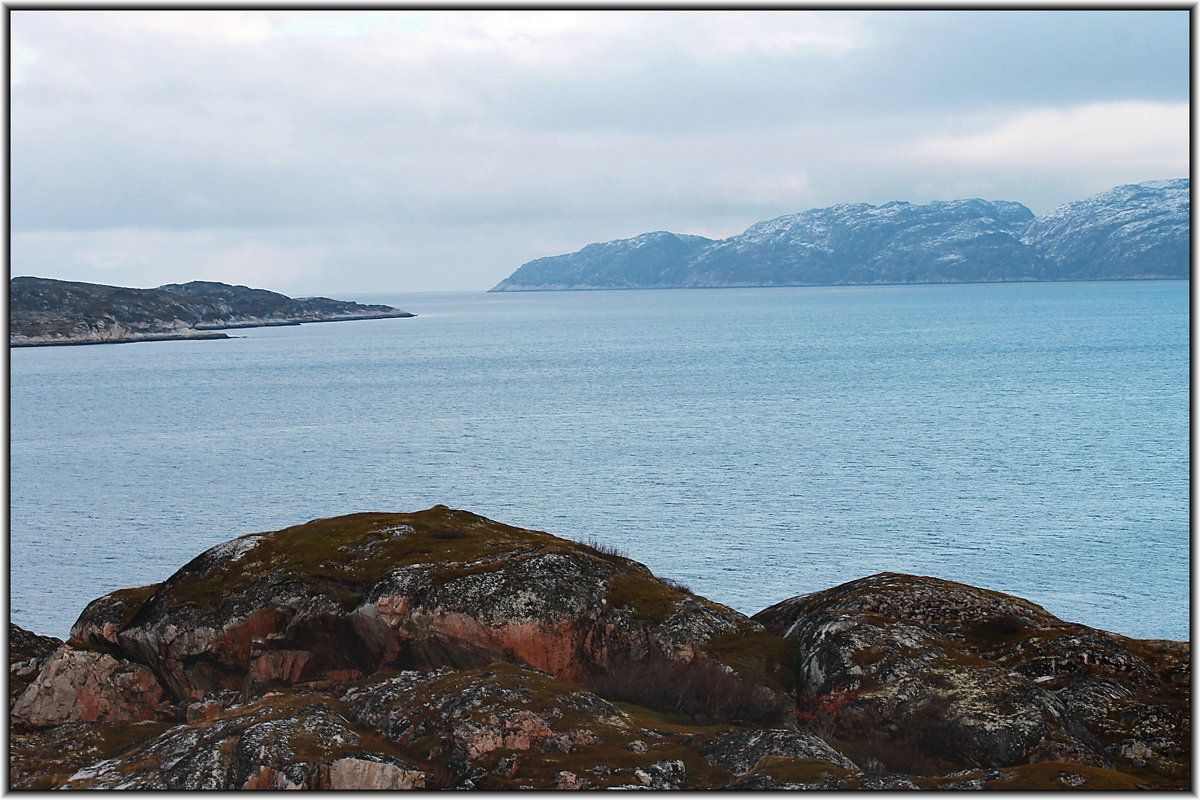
(58, 507, 784, 724)
(491, 179, 1188, 291)
(9, 508, 1190, 790)
(9, 277, 414, 346)
(9, 623, 63, 707)
(753, 573, 1189, 781)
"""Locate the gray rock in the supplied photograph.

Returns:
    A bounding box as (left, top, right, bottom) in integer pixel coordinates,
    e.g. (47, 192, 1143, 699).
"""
(700, 727, 857, 776)
(754, 572, 1188, 772)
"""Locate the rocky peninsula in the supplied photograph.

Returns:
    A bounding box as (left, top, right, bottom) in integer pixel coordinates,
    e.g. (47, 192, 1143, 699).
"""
(9, 278, 414, 347)
(9, 507, 1189, 789)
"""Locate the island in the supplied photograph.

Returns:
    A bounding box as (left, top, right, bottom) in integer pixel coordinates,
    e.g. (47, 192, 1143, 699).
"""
(9, 277, 414, 347)
(10, 507, 1189, 789)
(491, 179, 1189, 291)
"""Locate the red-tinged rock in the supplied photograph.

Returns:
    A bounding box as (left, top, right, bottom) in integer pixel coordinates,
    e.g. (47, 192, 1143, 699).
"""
(313, 756, 427, 790)
(11, 644, 170, 729)
(9, 623, 65, 703)
(48, 696, 430, 790)
(75, 507, 789, 724)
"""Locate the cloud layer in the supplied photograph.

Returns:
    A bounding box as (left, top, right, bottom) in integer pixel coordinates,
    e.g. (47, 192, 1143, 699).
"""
(10, 10, 1189, 292)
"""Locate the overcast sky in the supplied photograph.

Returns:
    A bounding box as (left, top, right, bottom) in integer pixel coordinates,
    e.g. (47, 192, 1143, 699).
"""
(9, 10, 1190, 294)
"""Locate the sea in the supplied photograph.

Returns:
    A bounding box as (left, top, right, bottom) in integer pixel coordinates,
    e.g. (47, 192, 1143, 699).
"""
(9, 280, 1190, 642)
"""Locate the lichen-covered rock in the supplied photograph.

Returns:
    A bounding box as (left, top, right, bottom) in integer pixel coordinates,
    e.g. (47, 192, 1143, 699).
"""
(342, 663, 625, 783)
(700, 727, 858, 777)
(78, 507, 785, 724)
(339, 661, 759, 789)
(10, 623, 63, 664)
(754, 572, 1189, 778)
(55, 696, 429, 790)
(9, 512, 1189, 790)
(632, 758, 686, 788)
(69, 585, 157, 650)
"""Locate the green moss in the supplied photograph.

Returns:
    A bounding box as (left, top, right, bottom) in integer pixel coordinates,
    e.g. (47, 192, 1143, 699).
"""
(741, 755, 856, 784)
(163, 507, 566, 614)
(980, 762, 1150, 791)
(704, 630, 802, 693)
(10, 720, 172, 789)
(603, 571, 685, 622)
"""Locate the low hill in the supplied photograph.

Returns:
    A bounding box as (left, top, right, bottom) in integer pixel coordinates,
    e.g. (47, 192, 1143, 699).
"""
(9, 278, 414, 347)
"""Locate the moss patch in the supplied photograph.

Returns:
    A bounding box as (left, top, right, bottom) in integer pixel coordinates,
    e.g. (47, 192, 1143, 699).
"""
(9, 720, 173, 790)
(981, 761, 1150, 791)
(163, 507, 579, 614)
(704, 630, 802, 693)
(741, 755, 857, 785)
(603, 571, 686, 622)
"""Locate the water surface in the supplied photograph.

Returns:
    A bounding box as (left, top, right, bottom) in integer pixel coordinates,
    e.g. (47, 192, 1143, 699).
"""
(10, 281, 1189, 641)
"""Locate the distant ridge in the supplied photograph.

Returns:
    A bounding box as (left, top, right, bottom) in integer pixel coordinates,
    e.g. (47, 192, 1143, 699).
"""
(491, 179, 1189, 291)
(9, 278, 414, 347)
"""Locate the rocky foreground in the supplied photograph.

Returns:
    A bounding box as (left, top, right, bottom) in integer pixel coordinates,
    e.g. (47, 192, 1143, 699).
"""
(9, 507, 1189, 789)
(9, 278, 414, 346)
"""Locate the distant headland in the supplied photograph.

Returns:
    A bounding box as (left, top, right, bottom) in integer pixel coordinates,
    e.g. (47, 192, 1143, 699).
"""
(9, 278, 414, 347)
(491, 179, 1189, 292)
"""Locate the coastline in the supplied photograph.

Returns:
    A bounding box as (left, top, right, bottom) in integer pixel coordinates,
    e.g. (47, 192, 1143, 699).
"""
(9, 310, 415, 347)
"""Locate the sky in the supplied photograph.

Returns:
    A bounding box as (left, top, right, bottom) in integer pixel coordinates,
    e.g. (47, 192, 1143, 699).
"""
(8, 9, 1191, 294)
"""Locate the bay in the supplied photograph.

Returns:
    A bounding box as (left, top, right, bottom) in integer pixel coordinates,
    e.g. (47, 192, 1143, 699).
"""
(9, 280, 1189, 641)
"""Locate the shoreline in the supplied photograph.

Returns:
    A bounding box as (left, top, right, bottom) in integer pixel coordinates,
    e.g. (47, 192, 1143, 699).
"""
(10, 311, 415, 348)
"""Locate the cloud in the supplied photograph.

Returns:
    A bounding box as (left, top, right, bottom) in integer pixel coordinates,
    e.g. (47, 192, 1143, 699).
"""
(8, 10, 1190, 291)
(901, 101, 1189, 176)
(11, 228, 329, 292)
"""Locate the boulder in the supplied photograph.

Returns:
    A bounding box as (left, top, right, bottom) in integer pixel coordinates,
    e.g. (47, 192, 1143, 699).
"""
(11, 644, 171, 729)
(754, 572, 1189, 776)
(10, 623, 63, 664)
(700, 727, 857, 776)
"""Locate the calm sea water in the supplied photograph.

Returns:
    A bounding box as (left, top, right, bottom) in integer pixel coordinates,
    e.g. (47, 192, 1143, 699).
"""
(9, 281, 1189, 641)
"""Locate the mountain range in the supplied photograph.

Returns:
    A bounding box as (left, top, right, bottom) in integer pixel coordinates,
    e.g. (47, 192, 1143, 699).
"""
(490, 179, 1189, 291)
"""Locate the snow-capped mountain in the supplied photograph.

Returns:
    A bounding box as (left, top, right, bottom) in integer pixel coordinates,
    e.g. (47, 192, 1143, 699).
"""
(1021, 179, 1189, 280)
(490, 180, 1189, 291)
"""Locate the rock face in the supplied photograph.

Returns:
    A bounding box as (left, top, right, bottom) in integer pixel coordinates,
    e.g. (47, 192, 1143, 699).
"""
(9, 509, 1190, 790)
(491, 179, 1188, 291)
(9, 277, 414, 346)
(9, 623, 63, 707)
